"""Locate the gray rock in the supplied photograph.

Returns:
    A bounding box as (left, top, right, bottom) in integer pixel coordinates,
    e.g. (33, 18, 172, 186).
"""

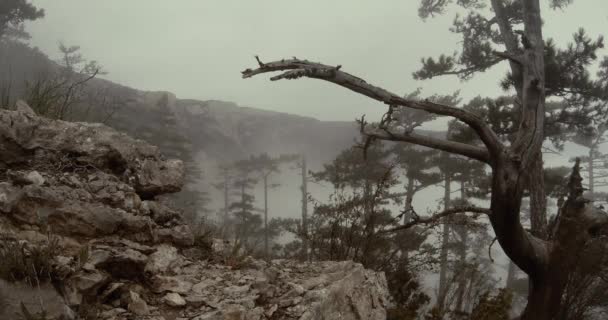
(192, 304, 246, 320)
(151, 275, 193, 294)
(184, 295, 208, 308)
(155, 225, 194, 247)
(222, 284, 250, 296)
(99, 308, 126, 319)
(0, 107, 184, 197)
(99, 282, 124, 303)
(134, 158, 184, 198)
(25, 171, 45, 186)
(15, 100, 36, 116)
(298, 262, 388, 320)
(145, 244, 179, 276)
(127, 291, 149, 316)
(92, 247, 148, 279)
(145, 200, 181, 225)
(69, 268, 109, 293)
(265, 304, 278, 318)
(192, 278, 218, 294)
(163, 292, 186, 307)
(48, 203, 123, 238)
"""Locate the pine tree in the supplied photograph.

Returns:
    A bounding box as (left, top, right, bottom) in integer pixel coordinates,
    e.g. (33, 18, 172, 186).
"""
(227, 158, 260, 250)
(0, 0, 44, 40)
(242, 1, 608, 317)
(247, 153, 299, 260)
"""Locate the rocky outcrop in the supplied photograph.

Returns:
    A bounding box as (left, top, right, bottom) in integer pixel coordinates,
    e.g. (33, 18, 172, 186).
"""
(0, 103, 390, 320)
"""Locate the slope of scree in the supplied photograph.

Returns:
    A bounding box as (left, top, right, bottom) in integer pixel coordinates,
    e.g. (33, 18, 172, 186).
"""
(0, 102, 390, 320)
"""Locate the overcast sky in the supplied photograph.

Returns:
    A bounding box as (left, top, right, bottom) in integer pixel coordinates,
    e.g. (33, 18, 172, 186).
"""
(19, 1, 608, 291)
(26, 0, 608, 123)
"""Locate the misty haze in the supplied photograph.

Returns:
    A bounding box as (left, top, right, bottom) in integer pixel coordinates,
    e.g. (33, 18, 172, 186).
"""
(1, 1, 608, 319)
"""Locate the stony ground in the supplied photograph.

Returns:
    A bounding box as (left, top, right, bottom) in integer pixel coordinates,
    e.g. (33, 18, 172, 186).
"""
(0, 102, 390, 320)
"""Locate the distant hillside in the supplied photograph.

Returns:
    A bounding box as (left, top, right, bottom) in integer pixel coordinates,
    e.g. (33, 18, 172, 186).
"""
(172, 99, 359, 165)
(1, 39, 444, 217)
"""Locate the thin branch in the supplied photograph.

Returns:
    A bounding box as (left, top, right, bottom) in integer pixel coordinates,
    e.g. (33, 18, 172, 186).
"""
(380, 206, 491, 233)
(488, 236, 498, 263)
(363, 126, 491, 163)
(542, 146, 562, 155)
(430, 58, 503, 78)
(242, 57, 503, 158)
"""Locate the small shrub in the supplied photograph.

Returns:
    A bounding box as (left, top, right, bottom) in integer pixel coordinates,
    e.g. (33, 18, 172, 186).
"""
(469, 288, 513, 320)
(192, 223, 214, 252)
(186, 220, 216, 261)
(223, 241, 251, 270)
(18, 302, 48, 320)
(76, 244, 90, 269)
(0, 290, 7, 319)
(0, 235, 61, 285)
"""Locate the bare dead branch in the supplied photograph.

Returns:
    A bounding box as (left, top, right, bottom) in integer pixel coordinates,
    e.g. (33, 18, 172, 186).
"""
(542, 146, 562, 155)
(380, 206, 491, 233)
(363, 126, 491, 163)
(242, 58, 503, 158)
(488, 236, 498, 262)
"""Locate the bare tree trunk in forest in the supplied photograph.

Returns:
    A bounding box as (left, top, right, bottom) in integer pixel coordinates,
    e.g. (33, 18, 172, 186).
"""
(399, 176, 416, 261)
(301, 155, 309, 261)
(263, 174, 269, 261)
(235, 183, 246, 245)
(455, 179, 468, 312)
(223, 172, 229, 228)
(403, 176, 415, 224)
(437, 174, 451, 310)
(588, 147, 595, 200)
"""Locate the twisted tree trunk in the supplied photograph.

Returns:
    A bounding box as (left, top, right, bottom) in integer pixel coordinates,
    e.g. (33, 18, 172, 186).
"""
(240, 3, 608, 316)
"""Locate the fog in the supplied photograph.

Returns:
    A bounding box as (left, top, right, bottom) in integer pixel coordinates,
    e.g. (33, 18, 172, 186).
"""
(2, 1, 608, 318)
(25, 0, 608, 297)
(27, 0, 607, 123)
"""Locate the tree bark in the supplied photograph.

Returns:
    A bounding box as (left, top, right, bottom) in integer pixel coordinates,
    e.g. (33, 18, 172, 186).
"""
(455, 179, 468, 312)
(236, 183, 246, 244)
(437, 174, 451, 310)
(506, 260, 518, 289)
(403, 176, 415, 224)
(521, 162, 608, 319)
(264, 174, 269, 262)
(521, 275, 564, 320)
(529, 154, 548, 238)
(588, 147, 595, 199)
